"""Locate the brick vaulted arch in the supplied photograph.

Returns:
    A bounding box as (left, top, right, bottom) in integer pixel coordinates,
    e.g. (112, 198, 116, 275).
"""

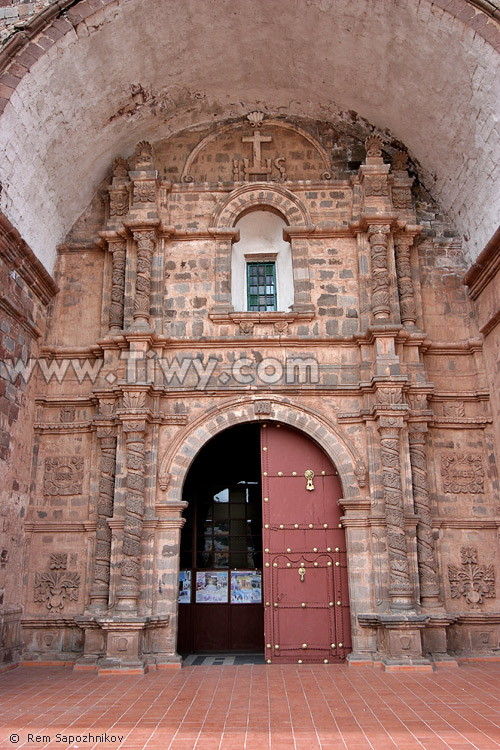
(157, 396, 367, 504)
(0, 0, 499, 270)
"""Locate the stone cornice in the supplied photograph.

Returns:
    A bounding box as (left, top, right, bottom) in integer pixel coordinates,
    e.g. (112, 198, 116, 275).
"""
(464, 225, 500, 298)
(0, 211, 58, 306)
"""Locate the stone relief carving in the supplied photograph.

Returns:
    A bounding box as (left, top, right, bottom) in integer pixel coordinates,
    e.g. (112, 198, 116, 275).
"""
(132, 230, 156, 325)
(274, 321, 289, 335)
(448, 547, 495, 609)
(34, 556, 80, 612)
(408, 424, 440, 601)
(113, 157, 129, 179)
(254, 401, 272, 415)
(134, 140, 154, 170)
(123, 391, 146, 410)
(133, 181, 156, 204)
(368, 224, 392, 319)
(441, 453, 484, 494)
(376, 387, 403, 405)
(50, 553, 67, 570)
(43, 457, 84, 496)
(109, 188, 129, 216)
(392, 151, 408, 172)
(394, 235, 417, 326)
(443, 401, 465, 418)
(392, 187, 413, 209)
(239, 321, 254, 335)
(365, 135, 383, 158)
(59, 406, 75, 423)
(378, 416, 412, 600)
(408, 393, 429, 411)
(109, 241, 126, 331)
(364, 175, 389, 196)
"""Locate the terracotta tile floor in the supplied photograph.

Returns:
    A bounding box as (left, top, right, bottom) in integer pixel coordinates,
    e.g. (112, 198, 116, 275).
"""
(1, 663, 500, 750)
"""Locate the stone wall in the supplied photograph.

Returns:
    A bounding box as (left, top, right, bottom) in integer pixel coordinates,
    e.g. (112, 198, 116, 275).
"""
(17, 115, 500, 671)
(0, 211, 57, 669)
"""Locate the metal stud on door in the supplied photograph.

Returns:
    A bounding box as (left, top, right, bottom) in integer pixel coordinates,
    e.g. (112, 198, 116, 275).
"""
(261, 423, 351, 663)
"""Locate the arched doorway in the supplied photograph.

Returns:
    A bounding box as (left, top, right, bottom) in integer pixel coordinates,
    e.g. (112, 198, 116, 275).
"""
(177, 421, 351, 663)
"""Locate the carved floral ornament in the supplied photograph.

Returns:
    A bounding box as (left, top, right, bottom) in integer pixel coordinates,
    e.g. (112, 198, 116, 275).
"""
(43, 457, 84, 496)
(441, 453, 484, 494)
(34, 554, 80, 612)
(448, 547, 495, 609)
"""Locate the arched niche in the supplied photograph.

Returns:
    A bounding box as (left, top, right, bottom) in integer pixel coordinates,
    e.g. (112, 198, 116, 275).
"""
(231, 209, 294, 312)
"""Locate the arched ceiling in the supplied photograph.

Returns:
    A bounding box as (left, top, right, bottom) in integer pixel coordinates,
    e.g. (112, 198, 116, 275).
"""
(0, 0, 499, 272)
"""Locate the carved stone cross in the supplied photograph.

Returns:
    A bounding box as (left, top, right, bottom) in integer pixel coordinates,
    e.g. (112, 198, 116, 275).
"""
(242, 129, 272, 179)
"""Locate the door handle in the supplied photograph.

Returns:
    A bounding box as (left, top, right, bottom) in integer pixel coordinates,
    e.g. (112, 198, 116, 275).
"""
(298, 562, 306, 582)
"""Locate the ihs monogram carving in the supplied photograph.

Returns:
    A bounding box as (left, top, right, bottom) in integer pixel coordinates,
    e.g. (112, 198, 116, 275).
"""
(34, 556, 80, 612)
(232, 112, 286, 182)
(441, 453, 484, 494)
(254, 401, 272, 415)
(43, 457, 84, 496)
(448, 547, 495, 609)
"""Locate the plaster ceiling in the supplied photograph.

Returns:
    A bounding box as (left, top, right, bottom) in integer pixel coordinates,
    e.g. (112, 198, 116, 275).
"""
(0, 0, 499, 271)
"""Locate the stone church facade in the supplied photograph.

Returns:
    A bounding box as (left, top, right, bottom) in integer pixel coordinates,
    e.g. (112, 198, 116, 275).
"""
(0, 0, 500, 675)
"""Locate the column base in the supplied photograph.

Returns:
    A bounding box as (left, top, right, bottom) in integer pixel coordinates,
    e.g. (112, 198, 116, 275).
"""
(74, 614, 171, 674)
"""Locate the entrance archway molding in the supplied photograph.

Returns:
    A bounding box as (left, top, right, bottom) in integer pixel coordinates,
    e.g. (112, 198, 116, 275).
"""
(158, 395, 367, 504)
(157, 394, 375, 664)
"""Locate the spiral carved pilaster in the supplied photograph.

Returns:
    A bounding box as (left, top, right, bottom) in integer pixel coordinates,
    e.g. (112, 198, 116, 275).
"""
(368, 224, 392, 319)
(108, 241, 126, 332)
(116, 419, 146, 607)
(132, 230, 156, 326)
(408, 424, 440, 603)
(394, 235, 417, 326)
(378, 418, 413, 605)
(89, 427, 117, 611)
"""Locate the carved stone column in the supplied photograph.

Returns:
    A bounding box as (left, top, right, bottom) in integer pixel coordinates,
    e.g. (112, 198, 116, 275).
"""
(108, 240, 126, 333)
(408, 422, 441, 607)
(378, 415, 413, 610)
(88, 425, 117, 612)
(394, 234, 417, 327)
(368, 224, 392, 320)
(132, 230, 156, 329)
(115, 416, 146, 612)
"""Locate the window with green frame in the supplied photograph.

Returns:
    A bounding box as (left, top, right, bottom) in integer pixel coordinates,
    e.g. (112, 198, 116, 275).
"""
(247, 261, 277, 311)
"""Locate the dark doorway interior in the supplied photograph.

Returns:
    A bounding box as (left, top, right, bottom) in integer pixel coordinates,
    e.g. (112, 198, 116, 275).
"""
(178, 423, 263, 653)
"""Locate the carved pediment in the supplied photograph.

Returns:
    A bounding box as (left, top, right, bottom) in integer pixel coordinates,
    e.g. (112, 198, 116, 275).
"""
(181, 114, 331, 184)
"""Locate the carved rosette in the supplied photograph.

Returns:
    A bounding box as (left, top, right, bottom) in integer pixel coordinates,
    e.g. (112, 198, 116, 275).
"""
(132, 230, 156, 327)
(89, 425, 117, 610)
(378, 417, 413, 605)
(394, 235, 417, 326)
(408, 423, 440, 604)
(116, 418, 147, 607)
(368, 224, 392, 319)
(108, 240, 126, 332)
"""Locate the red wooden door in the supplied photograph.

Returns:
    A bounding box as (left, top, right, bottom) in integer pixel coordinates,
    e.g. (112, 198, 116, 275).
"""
(262, 423, 351, 663)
